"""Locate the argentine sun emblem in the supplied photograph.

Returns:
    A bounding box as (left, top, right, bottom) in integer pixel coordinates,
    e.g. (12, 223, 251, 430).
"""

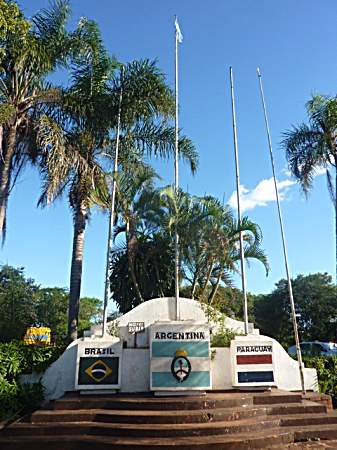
(171, 349, 192, 382)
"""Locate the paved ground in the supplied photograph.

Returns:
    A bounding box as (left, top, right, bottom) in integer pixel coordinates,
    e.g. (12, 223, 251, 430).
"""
(272, 441, 337, 449)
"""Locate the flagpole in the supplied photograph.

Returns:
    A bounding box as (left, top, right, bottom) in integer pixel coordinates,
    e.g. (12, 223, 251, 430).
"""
(257, 68, 305, 394)
(174, 16, 180, 321)
(229, 67, 249, 336)
(102, 67, 124, 337)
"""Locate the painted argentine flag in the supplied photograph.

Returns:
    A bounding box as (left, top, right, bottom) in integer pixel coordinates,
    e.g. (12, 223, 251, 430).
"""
(175, 17, 183, 43)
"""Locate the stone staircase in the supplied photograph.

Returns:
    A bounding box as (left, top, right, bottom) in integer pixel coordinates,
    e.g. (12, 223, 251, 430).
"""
(1, 390, 337, 449)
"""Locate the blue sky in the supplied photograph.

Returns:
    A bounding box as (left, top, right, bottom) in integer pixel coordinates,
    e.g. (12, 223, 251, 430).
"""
(1, 0, 336, 306)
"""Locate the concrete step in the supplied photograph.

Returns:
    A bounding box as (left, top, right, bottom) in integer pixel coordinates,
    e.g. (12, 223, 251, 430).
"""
(292, 424, 337, 442)
(0, 428, 295, 450)
(268, 443, 337, 449)
(266, 401, 327, 416)
(31, 405, 268, 424)
(53, 393, 255, 411)
(253, 393, 303, 405)
(279, 411, 337, 427)
(3, 417, 281, 438)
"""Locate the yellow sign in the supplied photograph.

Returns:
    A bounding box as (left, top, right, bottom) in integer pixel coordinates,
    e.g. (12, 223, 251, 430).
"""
(24, 327, 51, 345)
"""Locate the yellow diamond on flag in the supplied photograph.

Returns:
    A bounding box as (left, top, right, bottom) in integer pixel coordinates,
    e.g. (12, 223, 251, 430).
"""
(85, 359, 112, 382)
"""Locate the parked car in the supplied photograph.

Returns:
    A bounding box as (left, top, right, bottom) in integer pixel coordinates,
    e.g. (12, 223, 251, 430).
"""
(288, 341, 337, 357)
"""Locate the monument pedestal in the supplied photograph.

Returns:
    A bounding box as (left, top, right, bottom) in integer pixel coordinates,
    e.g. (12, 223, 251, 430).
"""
(150, 321, 211, 394)
(230, 335, 276, 388)
(75, 336, 122, 392)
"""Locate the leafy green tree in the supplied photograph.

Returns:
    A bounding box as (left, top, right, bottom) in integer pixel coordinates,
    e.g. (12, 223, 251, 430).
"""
(111, 234, 174, 313)
(78, 297, 102, 336)
(157, 187, 269, 304)
(0, 265, 102, 343)
(199, 285, 256, 321)
(39, 45, 196, 339)
(35, 290, 101, 342)
(110, 184, 268, 316)
(35, 287, 68, 342)
(282, 95, 337, 282)
(0, 0, 88, 240)
(37, 19, 117, 340)
(254, 273, 337, 346)
(0, 0, 30, 63)
(0, 265, 38, 342)
(113, 162, 161, 304)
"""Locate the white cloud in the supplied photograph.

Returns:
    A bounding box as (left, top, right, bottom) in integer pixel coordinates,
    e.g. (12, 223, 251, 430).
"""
(228, 178, 296, 213)
(314, 166, 326, 176)
(228, 166, 328, 213)
(282, 166, 326, 179)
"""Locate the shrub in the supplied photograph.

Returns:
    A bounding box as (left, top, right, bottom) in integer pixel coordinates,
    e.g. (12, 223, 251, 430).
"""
(0, 341, 65, 421)
(302, 356, 337, 407)
(211, 328, 240, 347)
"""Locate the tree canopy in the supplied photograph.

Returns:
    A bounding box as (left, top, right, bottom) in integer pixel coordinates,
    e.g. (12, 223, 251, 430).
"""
(0, 265, 101, 343)
(110, 184, 269, 314)
(254, 273, 337, 346)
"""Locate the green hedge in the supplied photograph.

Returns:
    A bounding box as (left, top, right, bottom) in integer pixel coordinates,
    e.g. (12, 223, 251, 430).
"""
(302, 356, 337, 407)
(0, 342, 65, 421)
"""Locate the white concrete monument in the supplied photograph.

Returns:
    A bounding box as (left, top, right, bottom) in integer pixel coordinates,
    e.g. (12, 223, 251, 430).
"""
(75, 337, 122, 392)
(23, 297, 318, 400)
(230, 337, 275, 387)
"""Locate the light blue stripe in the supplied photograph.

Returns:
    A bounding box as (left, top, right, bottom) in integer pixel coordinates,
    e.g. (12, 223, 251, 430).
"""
(152, 371, 210, 388)
(152, 341, 209, 358)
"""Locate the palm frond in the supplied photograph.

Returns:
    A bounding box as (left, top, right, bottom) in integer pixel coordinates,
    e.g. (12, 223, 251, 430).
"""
(243, 243, 269, 276)
(122, 122, 198, 173)
(113, 59, 174, 124)
(32, 0, 70, 41)
(36, 114, 69, 206)
(282, 124, 327, 194)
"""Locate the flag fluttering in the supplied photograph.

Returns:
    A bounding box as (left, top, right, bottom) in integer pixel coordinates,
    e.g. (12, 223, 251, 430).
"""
(175, 17, 183, 43)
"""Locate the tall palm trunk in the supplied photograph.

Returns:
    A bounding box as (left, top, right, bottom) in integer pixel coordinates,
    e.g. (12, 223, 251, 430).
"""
(209, 269, 222, 305)
(126, 218, 144, 304)
(190, 259, 202, 299)
(0, 124, 17, 238)
(68, 203, 87, 340)
(191, 271, 198, 299)
(199, 259, 214, 299)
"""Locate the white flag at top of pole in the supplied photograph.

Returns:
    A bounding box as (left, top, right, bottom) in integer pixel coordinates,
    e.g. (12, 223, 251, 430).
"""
(175, 17, 183, 43)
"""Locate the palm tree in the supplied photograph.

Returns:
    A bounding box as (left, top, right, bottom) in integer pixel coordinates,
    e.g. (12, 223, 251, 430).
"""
(206, 215, 269, 306)
(109, 183, 268, 316)
(156, 187, 269, 304)
(0, 0, 87, 240)
(110, 172, 174, 313)
(37, 19, 117, 340)
(282, 95, 337, 282)
(39, 38, 197, 339)
(113, 162, 160, 304)
(110, 232, 175, 314)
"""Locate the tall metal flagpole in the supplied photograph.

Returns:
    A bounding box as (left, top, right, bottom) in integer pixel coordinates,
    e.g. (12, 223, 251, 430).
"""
(229, 67, 249, 335)
(257, 68, 305, 394)
(174, 17, 182, 321)
(102, 67, 124, 337)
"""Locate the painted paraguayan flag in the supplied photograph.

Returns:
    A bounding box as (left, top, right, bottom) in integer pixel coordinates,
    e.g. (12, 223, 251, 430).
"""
(175, 17, 183, 43)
